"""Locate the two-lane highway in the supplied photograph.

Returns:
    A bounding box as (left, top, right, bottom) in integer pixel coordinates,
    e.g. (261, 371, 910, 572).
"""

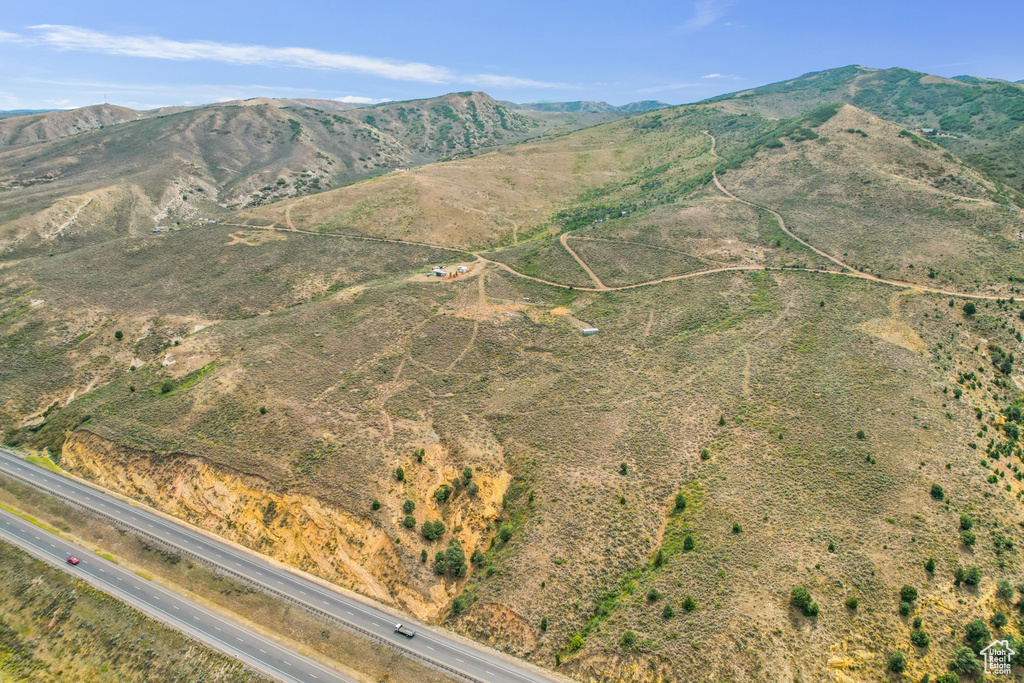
(0, 508, 355, 683)
(0, 447, 558, 683)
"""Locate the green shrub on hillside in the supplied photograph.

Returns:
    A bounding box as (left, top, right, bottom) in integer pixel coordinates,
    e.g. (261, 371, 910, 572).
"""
(949, 646, 981, 675)
(791, 586, 819, 616)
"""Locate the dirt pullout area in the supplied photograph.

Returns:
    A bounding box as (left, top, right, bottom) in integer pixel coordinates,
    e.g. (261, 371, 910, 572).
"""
(61, 430, 477, 621)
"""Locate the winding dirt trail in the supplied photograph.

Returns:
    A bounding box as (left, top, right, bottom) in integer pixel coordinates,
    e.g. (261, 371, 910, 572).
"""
(703, 131, 1002, 300)
(712, 172, 856, 273)
(560, 231, 608, 289)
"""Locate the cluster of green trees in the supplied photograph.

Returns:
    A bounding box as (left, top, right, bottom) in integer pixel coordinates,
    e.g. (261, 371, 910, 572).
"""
(421, 519, 446, 541)
(434, 540, 466, 578)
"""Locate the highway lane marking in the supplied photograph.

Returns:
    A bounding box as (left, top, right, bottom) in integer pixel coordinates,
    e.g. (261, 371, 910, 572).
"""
(426, 646, 435, 651)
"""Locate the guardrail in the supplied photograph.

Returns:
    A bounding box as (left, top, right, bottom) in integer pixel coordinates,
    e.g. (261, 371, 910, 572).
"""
(0, 461, 481, 683)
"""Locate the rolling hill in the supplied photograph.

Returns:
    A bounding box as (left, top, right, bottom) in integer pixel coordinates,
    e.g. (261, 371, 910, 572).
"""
(3, 69, 1024, 682)
(0, 92, 555, 258)
(703, 65, 1024, 193)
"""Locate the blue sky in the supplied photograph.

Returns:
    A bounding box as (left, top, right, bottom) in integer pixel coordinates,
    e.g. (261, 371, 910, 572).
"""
(1, 0, 1021, 110)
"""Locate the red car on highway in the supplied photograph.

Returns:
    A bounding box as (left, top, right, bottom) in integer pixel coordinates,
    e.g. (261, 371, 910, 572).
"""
(66, 556, 80, 565)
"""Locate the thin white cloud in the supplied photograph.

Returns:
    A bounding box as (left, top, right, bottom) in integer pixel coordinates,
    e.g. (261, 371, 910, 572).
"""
(637, 83, 705, 93)
(702, 73, 741, 80)
(683, 0, 735, 30)
(0, 29, 24, 42)
(463, 73, 566, 89)
(334, 95, 391, 104)
(13, 25, 562, 88)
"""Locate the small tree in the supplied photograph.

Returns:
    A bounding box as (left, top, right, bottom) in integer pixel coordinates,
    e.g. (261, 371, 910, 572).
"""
(845, 595, 859, 610)
(856, 429, 866, 440)
(674, 492, 686, 511)
(403, 514, 416, 528)
(900, 585, 918, 603)
(682, 595, 697, 612)
(962, 565, 982, 586)
(114, 330, 124, 340)
(791, 586, 818, 616)
(924, 557, 936, 573)
(498, 524, 513, 543)
(965, 618, 990, 652)
(259, 405, 267, 415)
(462, 466, 473, 481)
(662, 603, 674, 619)
(450, 596, 466, 614)
(911, 629, 930, 648)
(160, 379, 175, 393)
(371, 498, 381, 511)
(930, 483, 944, 500)
(992, 610, 1008, 628)
(434, 485, 451, 502)
(963, 302, 977, 316)
(619, 462, 628, 475)
(898, 602, 911, 616)
(960, 513, 973, 530)
(471, 549, 486, 566)
(700, 447, 711, 460)
(647, 587, 662, 602)
(445, 540, 466, 578)
(683, 535, 695, 551)
(403, 499, 415, 513)
(732, 522, 742, 534)
(887, 651, 906, 673)
(420, 549, 427, 563)
(653, 548, 665, 567)
(961, 529, 976, 546)
(997, 578, 1014, 600)
(395, 466, 405, 482)
(949, 645, 982, 675)
(540, 616, 548, 631)
(619, 630, 636, 649)
(421, 520, 445, 541)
